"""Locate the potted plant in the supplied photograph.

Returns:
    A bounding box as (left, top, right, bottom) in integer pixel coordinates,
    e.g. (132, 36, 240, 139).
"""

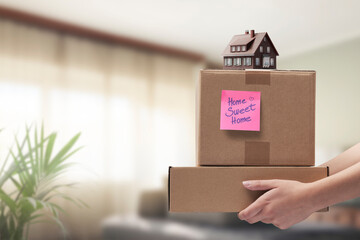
(0, 125, 86, 239)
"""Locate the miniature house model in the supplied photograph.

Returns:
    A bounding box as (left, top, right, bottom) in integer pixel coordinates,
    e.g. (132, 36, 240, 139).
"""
(223, 30, 279, 70)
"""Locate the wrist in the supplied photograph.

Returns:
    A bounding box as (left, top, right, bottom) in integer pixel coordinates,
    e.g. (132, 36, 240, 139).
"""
(305, 180, 329, 211)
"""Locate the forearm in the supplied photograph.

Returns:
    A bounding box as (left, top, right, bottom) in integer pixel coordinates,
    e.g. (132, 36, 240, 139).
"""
(320, 142, 360, 175)
(309, 161, 360, 210)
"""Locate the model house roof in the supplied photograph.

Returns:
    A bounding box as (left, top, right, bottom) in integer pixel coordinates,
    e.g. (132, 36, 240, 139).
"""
(223, 31, 279, 57)
(230, 36, 255, 46)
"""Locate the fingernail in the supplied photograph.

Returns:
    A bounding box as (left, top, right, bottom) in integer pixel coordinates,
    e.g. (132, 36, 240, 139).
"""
(243, 181, 251, 188)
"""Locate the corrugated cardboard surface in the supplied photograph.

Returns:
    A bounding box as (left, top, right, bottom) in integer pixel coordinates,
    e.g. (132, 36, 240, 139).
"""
(169, 166, 328, 213)
(197, 70, 315, 166)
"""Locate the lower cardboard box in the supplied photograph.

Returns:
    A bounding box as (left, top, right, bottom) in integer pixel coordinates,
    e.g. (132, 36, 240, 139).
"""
(168, 166, 328, 212)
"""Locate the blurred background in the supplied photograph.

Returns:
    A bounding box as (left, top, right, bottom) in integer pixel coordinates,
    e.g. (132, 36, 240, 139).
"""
(0, 0, 359, 239)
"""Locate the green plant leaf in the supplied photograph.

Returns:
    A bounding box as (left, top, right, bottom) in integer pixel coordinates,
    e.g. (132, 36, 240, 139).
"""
(0, 189, 17, 215)
(47, 133, 81, 172)
(50, 215, 68, 239)
(44, 133, 57, 168)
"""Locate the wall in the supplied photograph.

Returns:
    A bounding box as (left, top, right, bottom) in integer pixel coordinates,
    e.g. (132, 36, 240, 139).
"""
(279, 36, 360, 163)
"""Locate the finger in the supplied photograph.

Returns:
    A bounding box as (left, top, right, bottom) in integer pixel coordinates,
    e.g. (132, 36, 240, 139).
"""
(242, 179, 280, 191)
(238, 197, 266, 220)
(261, 218, 273, 224)
(246, 209, 264, 224)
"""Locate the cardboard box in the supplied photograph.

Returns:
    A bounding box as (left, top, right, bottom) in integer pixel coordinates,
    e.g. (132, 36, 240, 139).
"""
(168, 166, 328, 212)
(197, 70, 315, 166)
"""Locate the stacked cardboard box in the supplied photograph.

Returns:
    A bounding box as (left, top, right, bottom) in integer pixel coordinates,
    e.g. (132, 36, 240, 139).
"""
(169, 70, 328, 212)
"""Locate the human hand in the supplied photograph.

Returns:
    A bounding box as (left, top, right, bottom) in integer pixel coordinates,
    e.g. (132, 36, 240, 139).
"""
(238, 179, 319, 229)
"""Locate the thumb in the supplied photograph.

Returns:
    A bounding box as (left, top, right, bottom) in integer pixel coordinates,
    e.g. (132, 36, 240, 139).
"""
(243, 179, 279, 191)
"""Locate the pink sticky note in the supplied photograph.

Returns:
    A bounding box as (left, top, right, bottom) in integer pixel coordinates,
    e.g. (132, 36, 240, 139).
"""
(220, 90, 261, 131)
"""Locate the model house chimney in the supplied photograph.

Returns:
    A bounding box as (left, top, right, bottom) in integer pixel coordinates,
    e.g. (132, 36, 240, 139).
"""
(245, 30, 249, 34)
(250, 30, 255, 37)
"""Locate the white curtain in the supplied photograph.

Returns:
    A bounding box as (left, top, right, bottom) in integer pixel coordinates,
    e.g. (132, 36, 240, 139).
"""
(0, 18, 204, 239)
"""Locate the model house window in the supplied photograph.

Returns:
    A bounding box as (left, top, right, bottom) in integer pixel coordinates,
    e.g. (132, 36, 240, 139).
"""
(236, 46, 240, 52)
(231, 46, 236, 52)
(255, 58, 260, 66)
(243, 58, 246, 66)
(236, 57, 241, 66)
(260, 46, 263, 53)
(246, 57, 252, 66)
(225, 57, 232, 66)
(267, 46, 270, 53)
(264, 37, 267, 42)
(241, 45, 246, 51)
(270, 58, 274, 66)
(263, 57, 270, 68)
(227, 57, 233, 66)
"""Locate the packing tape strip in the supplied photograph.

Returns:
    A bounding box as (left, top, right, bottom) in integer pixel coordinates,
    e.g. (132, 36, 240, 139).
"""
(244, 71, 270, 164)
(245, 71, 271, 85)
(245, 141, 270, 165)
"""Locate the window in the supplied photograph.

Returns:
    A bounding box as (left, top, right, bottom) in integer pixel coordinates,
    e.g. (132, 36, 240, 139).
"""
(263, 57, 270, 68)
(267, 46, 270, 53)
(264, 37, 267, 42)
(260, 46, 263, 53)
(226, 57, 233, 66)
(241, 45, 246, 51)
(231, 46, 236, 52)
(0, 20, 204, 209)
(243, 58, 246, 66)
(255, 58, 260, 66)
(270, 58, 274, 66)
(236, 46, 240, 52)
(246, 57, 252, 66)
(234, 57, 241, 66)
